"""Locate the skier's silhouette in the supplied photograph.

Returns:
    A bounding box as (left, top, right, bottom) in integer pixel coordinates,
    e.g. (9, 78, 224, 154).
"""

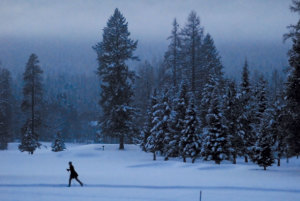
(67, 161, 83, 187)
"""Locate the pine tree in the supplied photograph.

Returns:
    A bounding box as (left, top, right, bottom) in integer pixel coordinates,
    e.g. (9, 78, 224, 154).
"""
(180, 95, 200, 163)
(160, 91, 172, 160)
(252, 116, 275, 170)
(164, 18, 182, 87)
(181, 11, 203, 93)
(167, 81, 189, 158)
(284, 0, 300, 157)
(0, 68, 12, 150)
(201, 87, 227, 164)
(19, 54, 43, 154)
(141, 106, 152, 152)
(145, 89, 163, 160)
(198, 34, 224, 95)
(199, 73, 220, 129)
(223, 80, 243, 164)
(19, 120, 39, 154)
(51, 132, 66, 152)
(249, 75, 269, 162)
(237, 59, 254, 162)
(269, 98, 288, 166)
(93, 8, 138, 150)
(253, 75, 268, 124)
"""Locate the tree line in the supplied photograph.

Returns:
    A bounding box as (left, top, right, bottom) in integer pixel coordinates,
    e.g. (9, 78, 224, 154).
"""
(136, 4, 300, 170)
(93, 6, 300, 170)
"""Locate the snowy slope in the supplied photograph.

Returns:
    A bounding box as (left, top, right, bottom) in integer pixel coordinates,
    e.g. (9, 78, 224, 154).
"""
(0, 143, 300, 201)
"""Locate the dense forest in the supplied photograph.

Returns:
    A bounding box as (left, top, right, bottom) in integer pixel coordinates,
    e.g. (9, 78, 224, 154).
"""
(0, 1, 300, 171)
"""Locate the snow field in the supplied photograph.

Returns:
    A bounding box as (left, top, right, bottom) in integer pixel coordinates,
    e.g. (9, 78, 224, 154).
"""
(0, 143, 300, 201)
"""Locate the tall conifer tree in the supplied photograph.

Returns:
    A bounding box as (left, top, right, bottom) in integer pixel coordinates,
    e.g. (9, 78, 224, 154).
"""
(198, 34, 224, 94)
(19, 54, 43, 154)
(201, 87, 227, 164)
(223, 80, 243, 164)
(167, 81, 189, 158)
(237, 60, 254, 162)
(284, 0, 300, 156)
(164, 19, 182, 87)
(181, 11, 203, 93)
(180, 95, 200, 163)
(94, 8, 138, 150)
(0, 68, 12, 150)
(146, 89, 164, 160)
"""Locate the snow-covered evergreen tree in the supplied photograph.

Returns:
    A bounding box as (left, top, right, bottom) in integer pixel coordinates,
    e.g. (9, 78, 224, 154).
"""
(166, 81, 189, 158)
(180, 95, 200, 163)
(141, 106, 152, 152)
(201, 87, 227, 164)
(19, 54, 43, 154)
(253, 75, 268, 125)
(146, 89, 163, 160)
(19, 120, 40, 154)
(93, 8, 138, 150)
(252, 115, 275, 170)
(237, 59, 254, 162)
(51, 132, 66, 152)
(160, 91, 172, 160)
(0, 68, 12, 150)
(223, 80, 243, 164)
(250, 75, 268, 162)
(199, 73, 220, 129)
(269, 98, 288, 166)
(284, 0, 300, 157)
(198, 34, 224, 94)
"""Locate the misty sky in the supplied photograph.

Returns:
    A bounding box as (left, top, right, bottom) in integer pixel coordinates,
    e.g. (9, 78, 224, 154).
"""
(0, 0, 296, 42)
(0, 0, 298, 76)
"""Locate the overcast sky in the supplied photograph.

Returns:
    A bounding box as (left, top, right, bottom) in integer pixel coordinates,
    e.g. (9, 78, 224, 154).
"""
(0, 0, 297, 43)
(0, 0, 297, 77)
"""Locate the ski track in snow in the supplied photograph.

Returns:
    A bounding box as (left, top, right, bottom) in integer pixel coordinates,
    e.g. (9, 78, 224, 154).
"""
(0, 183, 300, 193)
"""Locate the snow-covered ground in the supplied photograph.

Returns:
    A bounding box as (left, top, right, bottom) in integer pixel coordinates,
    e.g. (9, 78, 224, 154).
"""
(0, 143, 300, 201)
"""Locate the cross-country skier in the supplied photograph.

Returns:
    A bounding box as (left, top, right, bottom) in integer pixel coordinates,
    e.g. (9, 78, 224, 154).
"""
(67, 161, 83, 187)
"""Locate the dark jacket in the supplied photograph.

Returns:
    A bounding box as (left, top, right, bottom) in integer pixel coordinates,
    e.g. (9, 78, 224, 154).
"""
(69, 164, 78, 178)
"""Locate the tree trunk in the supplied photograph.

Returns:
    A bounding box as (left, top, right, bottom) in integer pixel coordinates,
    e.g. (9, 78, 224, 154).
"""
(192, 158, 196, 163)
(264, 166, 266, 171)
(31, 65, 35, 140)
(119, 135, 124, 150)
(153, 152, 156, 161)
(183, 157, 186, 163)
(277, 158, 280, 167)
(233, 154, 237, 164)
(244, 156, 248, 163)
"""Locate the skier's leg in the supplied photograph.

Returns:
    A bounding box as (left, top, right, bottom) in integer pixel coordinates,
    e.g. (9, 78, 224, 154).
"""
(75, 177, 83, 186)
(68, 177, 72, 187)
